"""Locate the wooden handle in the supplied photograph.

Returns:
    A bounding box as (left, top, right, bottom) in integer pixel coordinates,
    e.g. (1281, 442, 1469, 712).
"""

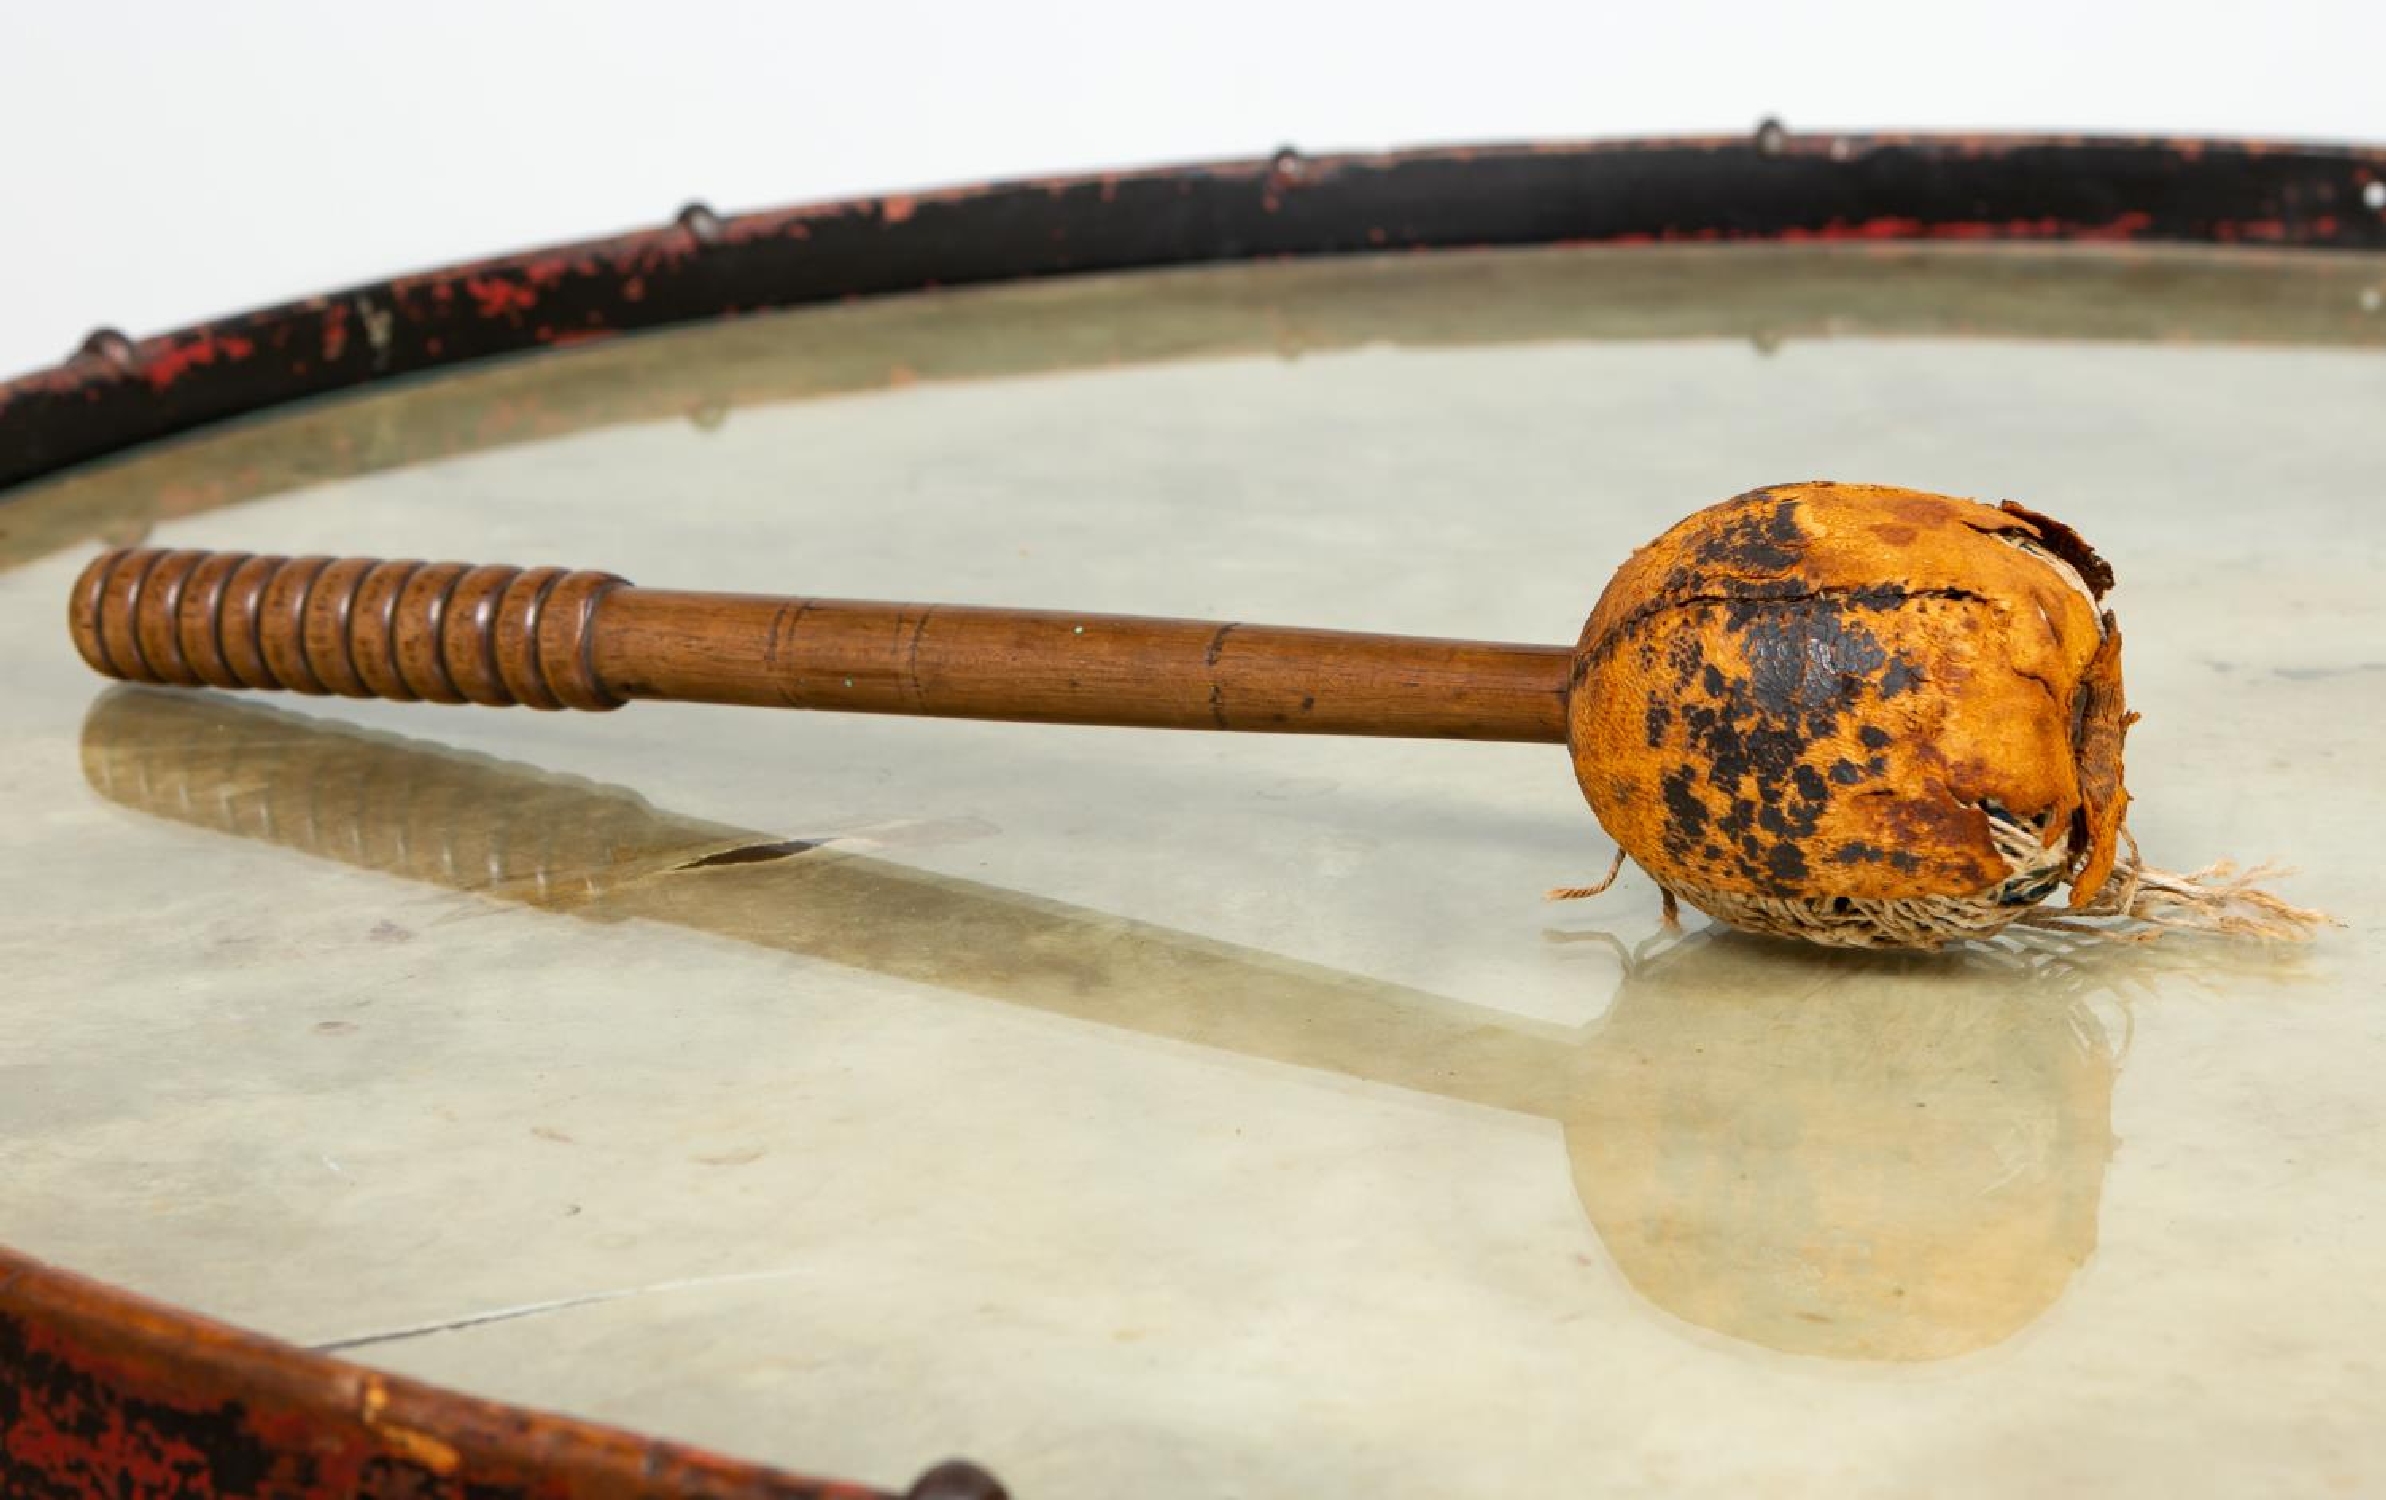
(71, 547, 1574, 743)
(68, 548, 626, 711)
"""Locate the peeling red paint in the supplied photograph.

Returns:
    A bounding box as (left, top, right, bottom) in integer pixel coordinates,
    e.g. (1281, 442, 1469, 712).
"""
(1593, 210, 2169, 248)
(465, 276, 541, 319)
(319, 302, 351, 362)
(141, 333, 256, 392)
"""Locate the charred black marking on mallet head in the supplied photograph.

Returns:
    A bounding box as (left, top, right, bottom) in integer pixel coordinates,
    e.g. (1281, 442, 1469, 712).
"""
(1660, 767, 1711, 854)
(1644, 701, 1672, 747)
(1685, 491, 1807, 576)
(1630, 493, 1942, 894)
(1833, 840, 1925, 874)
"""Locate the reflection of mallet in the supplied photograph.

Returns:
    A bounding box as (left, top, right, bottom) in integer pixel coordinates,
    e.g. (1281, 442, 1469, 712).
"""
(69, 481, 2313, 949)
(81, 687, 2125, 1361)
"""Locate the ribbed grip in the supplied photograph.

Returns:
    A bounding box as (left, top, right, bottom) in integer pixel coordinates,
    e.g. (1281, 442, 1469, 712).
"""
(68, 548, 629, 710)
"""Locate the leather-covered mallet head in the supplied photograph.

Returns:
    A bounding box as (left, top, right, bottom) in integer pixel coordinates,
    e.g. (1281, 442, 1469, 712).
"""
(1567, 482, 2135, 948)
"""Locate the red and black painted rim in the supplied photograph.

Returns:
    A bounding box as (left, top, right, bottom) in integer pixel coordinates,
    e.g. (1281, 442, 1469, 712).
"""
(4, 129, 2384, 494)
(2, 129, 2382, 1498)
(0, 1242, 965, 1499)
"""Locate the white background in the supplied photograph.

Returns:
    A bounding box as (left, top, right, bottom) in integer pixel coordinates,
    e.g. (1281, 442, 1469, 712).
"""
(2, 0, 2379, 380)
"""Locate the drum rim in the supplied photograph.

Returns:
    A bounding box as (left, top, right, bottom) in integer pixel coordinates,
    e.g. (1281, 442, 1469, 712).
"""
(3, 128, 2384, 1499)
(4, 127, 2383, 495)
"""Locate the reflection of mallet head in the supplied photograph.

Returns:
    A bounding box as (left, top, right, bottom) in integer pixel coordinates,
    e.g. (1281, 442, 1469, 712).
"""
(1564, 930, 2119, 1362)
(72, 483, 2314, 949)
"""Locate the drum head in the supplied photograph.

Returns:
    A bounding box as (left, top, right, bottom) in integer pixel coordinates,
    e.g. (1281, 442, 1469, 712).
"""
(5, 230, 2384, 1495)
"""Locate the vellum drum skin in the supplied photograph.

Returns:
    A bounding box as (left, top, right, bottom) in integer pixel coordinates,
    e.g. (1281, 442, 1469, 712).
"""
(4, 243, 2385, 1497)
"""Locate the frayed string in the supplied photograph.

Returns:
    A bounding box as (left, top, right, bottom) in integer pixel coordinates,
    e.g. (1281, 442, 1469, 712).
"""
(1552, 824, 2330, 951)
(2023, 829, 2331, 943)
(1546, 847, 1626, 903)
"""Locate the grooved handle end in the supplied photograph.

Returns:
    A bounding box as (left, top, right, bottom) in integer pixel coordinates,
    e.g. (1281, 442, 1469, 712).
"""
(70, 548, 629, 711)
